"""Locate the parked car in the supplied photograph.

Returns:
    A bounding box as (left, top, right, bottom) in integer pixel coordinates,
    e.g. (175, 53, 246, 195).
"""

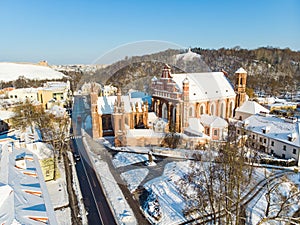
(74, 153, 81, 161)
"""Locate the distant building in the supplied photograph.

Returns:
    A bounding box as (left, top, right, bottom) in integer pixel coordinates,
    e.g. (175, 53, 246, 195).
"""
(8, 88, 39, 102)
(81, 82, 101, 95)
(236, 114, 300, 166)
(100, 84, 117, 97)
(37, 81, 71, 109)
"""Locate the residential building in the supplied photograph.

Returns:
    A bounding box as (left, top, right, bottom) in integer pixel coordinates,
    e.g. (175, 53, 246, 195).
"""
(37, 81, 71, 109)
(236, 113, 300, 165)
(8, 88, 39, 102)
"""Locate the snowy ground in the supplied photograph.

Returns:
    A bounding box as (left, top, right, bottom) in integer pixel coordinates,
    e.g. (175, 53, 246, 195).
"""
(46, 160, 71, 225)
(143, 161, 192, 225)
(112, 152, 154, 168)
(112, 149, 300, 225)
(121, 168, 149, 193)
(55, 208, 72, 225)
(247, 173, 300, 225)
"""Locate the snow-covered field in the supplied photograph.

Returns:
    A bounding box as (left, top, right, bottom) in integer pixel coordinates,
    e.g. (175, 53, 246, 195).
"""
(0, 62, 66, 82)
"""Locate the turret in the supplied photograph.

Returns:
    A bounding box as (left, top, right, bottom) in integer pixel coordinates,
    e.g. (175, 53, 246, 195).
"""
(161, 64, 172, 78)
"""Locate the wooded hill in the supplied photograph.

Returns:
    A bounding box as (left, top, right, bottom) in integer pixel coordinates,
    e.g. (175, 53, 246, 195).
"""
(82, 47, 300, 97)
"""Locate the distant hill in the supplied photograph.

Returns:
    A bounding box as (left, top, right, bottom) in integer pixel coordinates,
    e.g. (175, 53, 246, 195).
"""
(79, 47, 300, 96)
(192, 47, 300, 96)
(0, 62, 66, 82)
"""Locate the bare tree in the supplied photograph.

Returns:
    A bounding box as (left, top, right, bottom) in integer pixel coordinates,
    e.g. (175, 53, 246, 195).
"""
(10, 100, 71, 180)
(257, 171, 300, 225)
(178, 137, 253, 224)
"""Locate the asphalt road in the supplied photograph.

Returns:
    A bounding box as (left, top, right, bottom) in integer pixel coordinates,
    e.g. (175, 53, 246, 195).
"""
(71, 95, 117, 225)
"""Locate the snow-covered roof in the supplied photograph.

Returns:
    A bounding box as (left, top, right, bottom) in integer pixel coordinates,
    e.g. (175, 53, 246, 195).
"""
(240, 114, 300, 147)
(0, 139, 57, 224)
(172, 72, 235, 101)
(0, 62, 66, 82)
(235, 101, 270, 115)
(8, 88, 38, 94)
(235, 67, 247, 73)
(97, 95, 144, 114)
(185, 118, 205, 136)
(0, 110, 15, 121)
(0, 183, 13, 207)
(0, 183, 14, 225)
(200, 114, 228, 128)
(151, 76, 158, 82)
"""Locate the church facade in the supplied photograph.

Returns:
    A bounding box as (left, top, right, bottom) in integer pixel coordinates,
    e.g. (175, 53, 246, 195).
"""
(90, 65, 247, 147)
(151, 65, 247, 133)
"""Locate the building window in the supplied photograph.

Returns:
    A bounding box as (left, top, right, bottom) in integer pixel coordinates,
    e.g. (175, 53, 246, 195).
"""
(263, 139, 266, 144)
(237, 130, 240, 135)
(271, 141, 274, 146)
(282, 154, 285, 159)
(259, 137, 262, 142)
(293, 149, 297, 155)
(283, 145, 286, 151)
(119, 119, 121, 131)
(213, 130, 218, 136)
(271, 149, 274, 154)
(210, 104, 215, 116)
(200, 105, 204, 115)
(205, 128, 210, 135)
(252, 135, 255, 139)
(189, 107, 193, 117)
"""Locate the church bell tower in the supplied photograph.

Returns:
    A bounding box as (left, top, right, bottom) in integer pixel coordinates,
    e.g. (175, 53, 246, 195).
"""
(234, 67, 247, 110)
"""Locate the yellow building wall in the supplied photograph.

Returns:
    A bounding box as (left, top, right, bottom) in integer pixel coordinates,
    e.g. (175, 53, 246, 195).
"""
(38, 90, 65, 109)
(40, 158, 60, 181)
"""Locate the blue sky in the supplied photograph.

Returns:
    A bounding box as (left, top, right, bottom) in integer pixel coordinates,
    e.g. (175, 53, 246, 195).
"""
(0, 0, 299, 64)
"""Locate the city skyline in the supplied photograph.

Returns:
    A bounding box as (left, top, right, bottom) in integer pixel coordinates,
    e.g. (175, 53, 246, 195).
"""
(1, 0, 299, 64)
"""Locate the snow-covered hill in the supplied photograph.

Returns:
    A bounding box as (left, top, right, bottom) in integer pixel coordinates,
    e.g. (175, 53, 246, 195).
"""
(0, 62, 66, 82)
(175, 48, 201, 61)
